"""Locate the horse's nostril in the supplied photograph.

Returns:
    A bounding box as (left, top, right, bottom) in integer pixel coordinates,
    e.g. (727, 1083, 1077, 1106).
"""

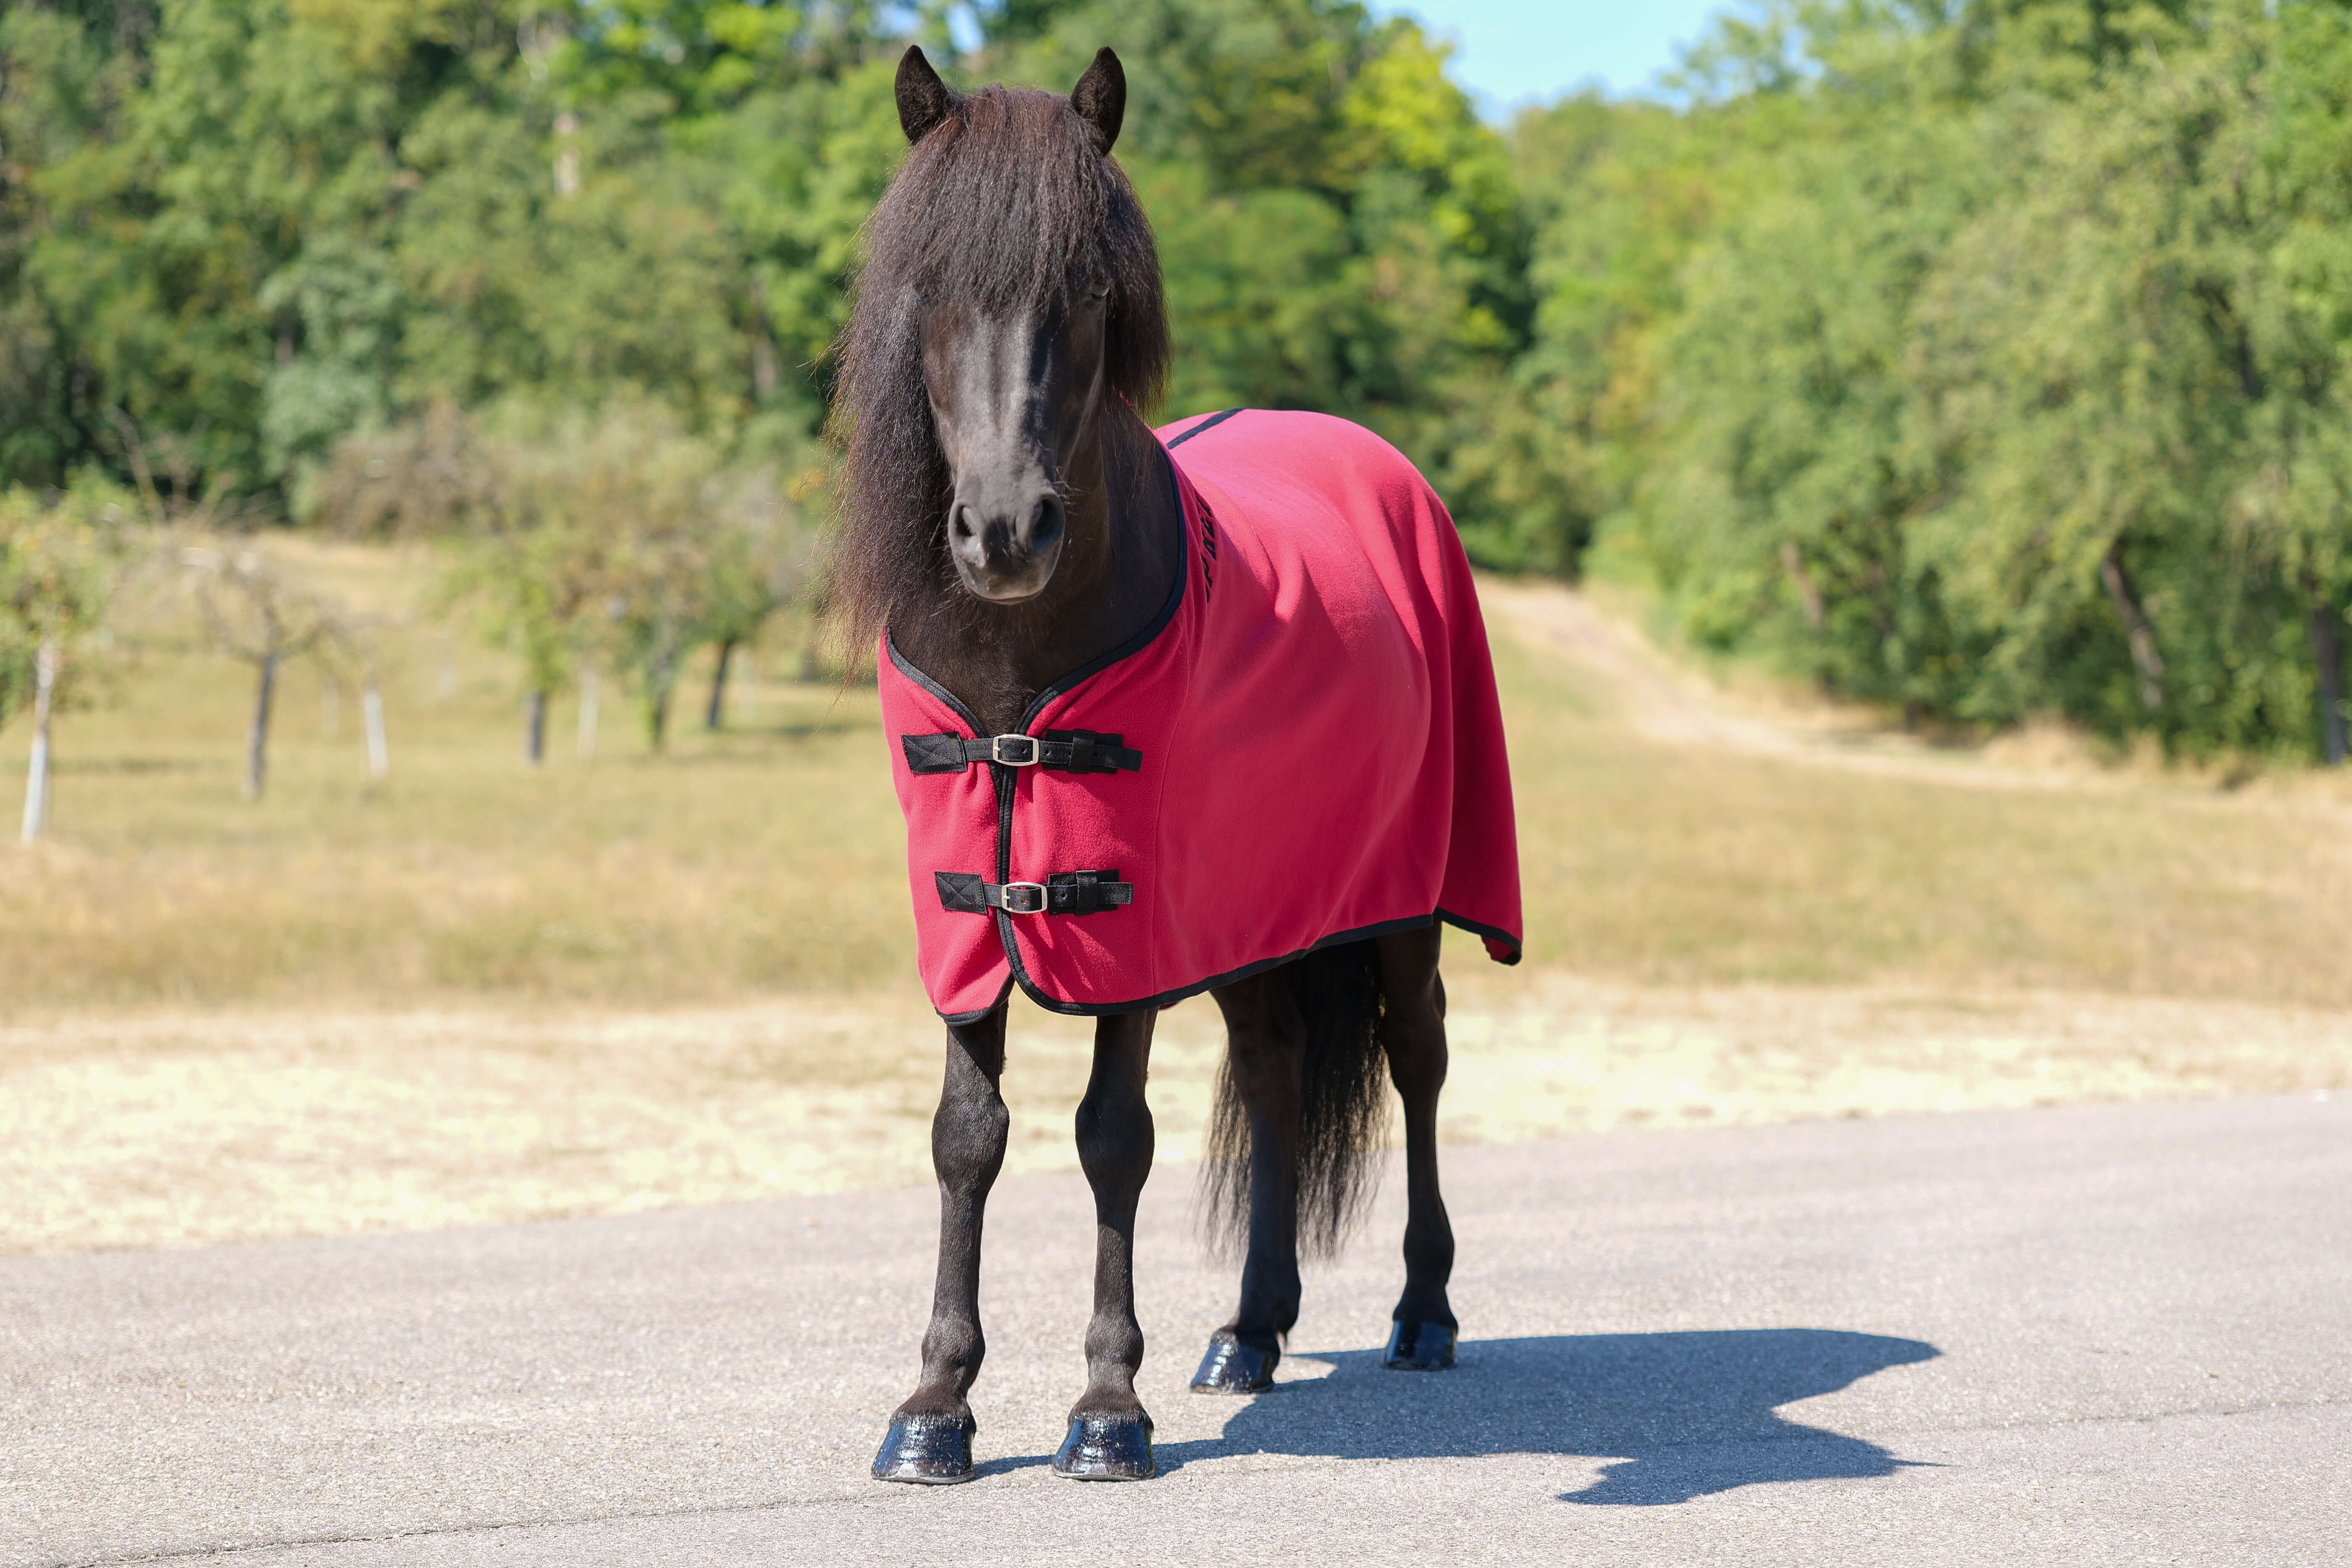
(951, 504, 975, 541)
(1030, 494, 1065, 550)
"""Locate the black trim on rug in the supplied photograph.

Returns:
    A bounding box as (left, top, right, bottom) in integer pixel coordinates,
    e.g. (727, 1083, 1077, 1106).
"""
(1014, 448, 1188, 731)
(935, 976, 1015, 1028)
(999, 910, 1446, 1018)
(1164, 407, 1244, 448)
(884, 636, 987, 735)
(883, 442, 1188, 738)
(1436, 907, 1524, 965)
(930, 906, 1523, 1022)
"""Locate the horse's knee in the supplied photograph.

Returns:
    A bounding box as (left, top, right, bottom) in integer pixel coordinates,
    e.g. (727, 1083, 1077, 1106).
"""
(1381, 983, 1449, 1101)
(932, 1089, 1009, 1189)
(1075, 1090, 1152, 1191)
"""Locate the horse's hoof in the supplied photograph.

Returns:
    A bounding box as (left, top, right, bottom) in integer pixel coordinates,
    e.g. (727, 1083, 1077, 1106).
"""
(1190, 1332, 1278, 1393)
(871, 1413, 977, 1484)
(1052, 1414, 1155, 1480)
(1384, 1319, 1457, 1371)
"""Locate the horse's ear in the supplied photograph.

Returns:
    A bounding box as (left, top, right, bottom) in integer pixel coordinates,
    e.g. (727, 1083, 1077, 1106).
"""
(1070, 47, 1125, 155)
(896, 46, 957, 145)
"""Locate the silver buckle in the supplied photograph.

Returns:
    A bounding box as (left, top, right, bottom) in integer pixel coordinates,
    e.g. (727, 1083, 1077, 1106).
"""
(998, 881, 1049, 914)
(989, 734, 1039, 767)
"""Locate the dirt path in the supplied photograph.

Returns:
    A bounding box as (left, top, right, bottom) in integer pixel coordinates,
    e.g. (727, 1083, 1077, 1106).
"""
(1485, 580, 2163, 794)
(8, 976, 2348, 1256)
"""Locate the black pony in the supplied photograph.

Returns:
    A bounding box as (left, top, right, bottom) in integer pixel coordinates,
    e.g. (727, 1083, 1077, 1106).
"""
(834, 46, 1462, 1483)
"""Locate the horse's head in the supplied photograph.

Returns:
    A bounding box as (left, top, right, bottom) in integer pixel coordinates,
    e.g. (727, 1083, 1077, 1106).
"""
(880, 46, 1161, 605)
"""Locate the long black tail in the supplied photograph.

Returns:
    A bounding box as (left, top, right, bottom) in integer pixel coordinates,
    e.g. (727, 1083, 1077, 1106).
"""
(1198, 938, 1390, 1262)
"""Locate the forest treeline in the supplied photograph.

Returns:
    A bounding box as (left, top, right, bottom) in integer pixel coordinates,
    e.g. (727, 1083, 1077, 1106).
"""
(2, 0, 2349, 764)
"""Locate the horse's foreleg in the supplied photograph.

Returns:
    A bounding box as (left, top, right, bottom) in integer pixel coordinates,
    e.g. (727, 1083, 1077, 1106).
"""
(1192, 973, 1303, 1394)
(871, 1003, 1009, 1484)
(1054, 1009, 1159, 1479)
(1377, 925, 1457, 1369)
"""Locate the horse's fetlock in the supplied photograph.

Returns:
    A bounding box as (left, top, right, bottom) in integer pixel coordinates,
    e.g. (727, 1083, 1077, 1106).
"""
(1067, 1387, 1150, 1422)
(1393, 1285, 1456, 1329)
(919, 1314, 984, 1370)
(1083, 1314, 1145, 1372)
(1403, 1215, 1455, 1262)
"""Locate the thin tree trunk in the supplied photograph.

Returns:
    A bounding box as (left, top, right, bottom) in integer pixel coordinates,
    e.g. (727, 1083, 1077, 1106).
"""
(362, 679, 389, 779)
(577, 670, 599, 760)
(1779, 541, 1825, 629)
(646, 648, 677, 751)
(2099, 542, 2165, 711)
(749, 278, 779, 403)
(19, 637, 56, 844)
(245, 652, 278, 802)
(645, 636, 678, 751)
(108, 409, 163, 524)
(705, 638, 736, 731)
(524, 689, 548, 765)
(649, 682, 674, 750)
(2309, 583, 2346, 768)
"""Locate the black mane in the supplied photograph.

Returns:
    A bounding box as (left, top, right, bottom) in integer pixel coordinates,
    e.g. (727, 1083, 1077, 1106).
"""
(826, 83, 1171, 661)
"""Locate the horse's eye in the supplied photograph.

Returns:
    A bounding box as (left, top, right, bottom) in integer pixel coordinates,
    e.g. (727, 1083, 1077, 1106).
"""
(1088, 278, 1112, 302)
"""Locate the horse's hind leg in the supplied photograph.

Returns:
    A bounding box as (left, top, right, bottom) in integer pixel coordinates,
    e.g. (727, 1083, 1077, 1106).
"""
(1190, 970, 1304, 1393)
(1376, 925, 1458, 1369)
(1054, 1009, 1159, 1480)
(871, 1004, 1010, 1484)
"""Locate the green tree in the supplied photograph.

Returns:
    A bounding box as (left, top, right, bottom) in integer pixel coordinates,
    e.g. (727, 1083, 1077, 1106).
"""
(987, 1, 1533, 532)
(1, 480, 125, 840)
(1542, 0, 2352, 762)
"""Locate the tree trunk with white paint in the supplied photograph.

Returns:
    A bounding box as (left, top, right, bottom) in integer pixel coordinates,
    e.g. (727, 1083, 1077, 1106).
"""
(19, 637, 56, 844)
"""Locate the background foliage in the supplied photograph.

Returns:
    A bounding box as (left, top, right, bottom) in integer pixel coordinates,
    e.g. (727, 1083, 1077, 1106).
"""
(1, 0, 2347, 759)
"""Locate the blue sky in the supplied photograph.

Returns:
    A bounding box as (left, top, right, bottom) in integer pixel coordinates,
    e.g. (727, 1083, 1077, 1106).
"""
(1380, 0, 1738, 115)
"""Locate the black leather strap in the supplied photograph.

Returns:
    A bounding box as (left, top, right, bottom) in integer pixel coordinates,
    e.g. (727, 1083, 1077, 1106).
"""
(934, 869, 1133, 915)
(901, 732, 976, 772)
(1039, 730, 1142, 773)
(901, 730, 1142, 776)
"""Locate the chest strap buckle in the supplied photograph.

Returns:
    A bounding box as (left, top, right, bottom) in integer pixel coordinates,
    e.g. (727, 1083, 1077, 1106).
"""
(935, 870, 1133, 916)
(901, 730, 1143, 776)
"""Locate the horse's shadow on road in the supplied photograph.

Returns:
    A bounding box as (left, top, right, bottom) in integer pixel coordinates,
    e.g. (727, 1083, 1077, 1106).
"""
(1149, 1327, 1941, 1503)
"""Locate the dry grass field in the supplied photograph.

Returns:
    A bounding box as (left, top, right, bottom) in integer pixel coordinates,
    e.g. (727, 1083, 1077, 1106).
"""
(4, 538, 2349, 1254)
(1, 540, 911, 1008)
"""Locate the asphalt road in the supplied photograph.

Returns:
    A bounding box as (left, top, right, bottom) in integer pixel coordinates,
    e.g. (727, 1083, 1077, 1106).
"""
(7, 1094, 2349, 1566)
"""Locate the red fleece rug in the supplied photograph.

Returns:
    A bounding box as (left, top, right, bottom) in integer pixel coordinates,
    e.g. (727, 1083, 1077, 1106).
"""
(880, 408, 1523, 1020)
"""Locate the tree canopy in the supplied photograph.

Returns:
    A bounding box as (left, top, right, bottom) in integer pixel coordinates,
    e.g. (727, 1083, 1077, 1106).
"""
(2, 0, 2347, 760)
(1512, 0, 2352, 760)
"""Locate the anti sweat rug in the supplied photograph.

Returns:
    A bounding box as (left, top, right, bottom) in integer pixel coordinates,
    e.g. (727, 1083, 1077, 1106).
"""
(879, 407, 1523, 1022)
